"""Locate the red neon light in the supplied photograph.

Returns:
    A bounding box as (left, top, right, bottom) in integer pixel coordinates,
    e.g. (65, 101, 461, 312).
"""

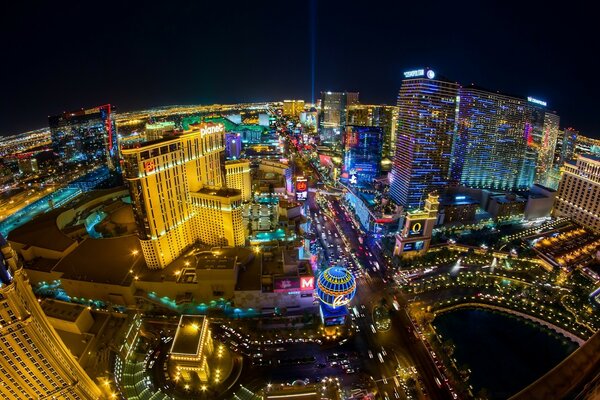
(100, 104, 113, 151)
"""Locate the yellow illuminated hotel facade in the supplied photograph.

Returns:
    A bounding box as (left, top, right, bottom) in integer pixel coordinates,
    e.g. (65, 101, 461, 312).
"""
(225, 159, 252, 202)
(0, 235, 102, 399)
(122, 123, 245, 269)
(191, 187, 245, 247)
(553, 154, 600, 232)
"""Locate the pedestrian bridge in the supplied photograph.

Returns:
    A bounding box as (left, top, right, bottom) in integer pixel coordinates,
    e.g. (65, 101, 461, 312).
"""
(308, 188, 343, 196)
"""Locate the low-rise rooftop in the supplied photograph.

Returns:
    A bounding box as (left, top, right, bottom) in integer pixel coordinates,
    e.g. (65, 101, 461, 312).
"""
(194, 187, 242, 198)
(41, 299, 88, 322)
(170, 315, 208, 356)
(53, 235, 143, 285)
(8, 209, 76, 252)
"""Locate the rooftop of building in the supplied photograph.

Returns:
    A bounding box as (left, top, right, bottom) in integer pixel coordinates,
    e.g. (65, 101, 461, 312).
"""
(8, 208, 76, 252)
(491, 194, 527, 204)
(260, 248, 285, 276)
(52, 235, 143, 285)
(120, 132, 181, 151)
(225, 158, 250, 166)
(580, 154, 600, 163)
(531, 183, 557, 193)
(235, 250, 262, 291)
(194, 187, 242, 198)
(146, 121, 175, 129)
(439, 194, 479, 206)
(279, 200, 302, 209)
(196, 255, 236, 270)
(170, 315, 208, 355)
(258, 159, 289, 167)
(23, 256, 58, 273)
(41, 298, 89, 322)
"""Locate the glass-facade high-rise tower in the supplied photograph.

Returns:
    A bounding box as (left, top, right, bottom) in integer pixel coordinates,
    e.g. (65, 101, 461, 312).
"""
(390, 69, 459, 209)
(536, 111, 560, 185)
(450, 88, 560, 191)
(450, 87, 541, 191)
(49, 104, 118, 171)
(319, 91, 359, 144)
(341, 125, 383, 186)
(347, 104, 398, 158)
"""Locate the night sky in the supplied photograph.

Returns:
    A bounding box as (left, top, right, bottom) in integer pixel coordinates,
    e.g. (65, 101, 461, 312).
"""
(1, 0, 598, 138)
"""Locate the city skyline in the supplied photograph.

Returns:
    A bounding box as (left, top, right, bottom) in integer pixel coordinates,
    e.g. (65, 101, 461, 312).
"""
(1, 2, 600, 399)
(2, 0, 600, 138)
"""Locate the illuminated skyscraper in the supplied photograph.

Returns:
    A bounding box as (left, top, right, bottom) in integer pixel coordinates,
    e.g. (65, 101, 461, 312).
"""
(282, 100, 305, 117)
(0, 235, 102, 399)
(450, 87, 541, 190)
(390, 69, 459, 209)
(225, 132, 242, 159)
(122, 122, 231, 269)
(49, 104, 118, 171)
(552, 154, 600, 232)
(319, 91, 359, 143)
(554, 128, 579, 167)
(535, 111, 560, 185)
(341, 125, 383, 186)
(347, 104, 398, 158)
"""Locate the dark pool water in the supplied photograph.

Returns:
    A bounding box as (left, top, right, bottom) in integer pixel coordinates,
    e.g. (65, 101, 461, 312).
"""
(433, 308, 578, 399)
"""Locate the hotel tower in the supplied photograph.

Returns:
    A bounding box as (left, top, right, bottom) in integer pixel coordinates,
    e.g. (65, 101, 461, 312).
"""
(122, 123, 245, 269)
(0, 234, 102, 399)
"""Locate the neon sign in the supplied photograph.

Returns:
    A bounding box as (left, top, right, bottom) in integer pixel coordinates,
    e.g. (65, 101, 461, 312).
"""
(527, 97, 547, 107)
(296, 177, 308, 201)
(332, 295, 351, 308)
(199, 123, 225, 136)
(403, 69, 425, 78)
(411, 222, 422, 234)
(403, 69, 435, 79)
(300, 276, 314, 290)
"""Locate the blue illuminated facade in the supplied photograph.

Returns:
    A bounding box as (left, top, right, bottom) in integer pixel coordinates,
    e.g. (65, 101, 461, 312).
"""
(49, 105, 118, 171)
(225, 132, 242, 159)
(390, 74, 459, 209)
(450, 86, 541, 191)
(341, 125, 383, 186)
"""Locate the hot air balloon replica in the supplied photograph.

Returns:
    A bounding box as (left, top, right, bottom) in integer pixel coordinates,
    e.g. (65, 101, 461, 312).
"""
(316, 266, 356, 328)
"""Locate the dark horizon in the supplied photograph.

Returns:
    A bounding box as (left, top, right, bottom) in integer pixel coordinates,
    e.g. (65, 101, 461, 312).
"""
(2, 0, 599, 138)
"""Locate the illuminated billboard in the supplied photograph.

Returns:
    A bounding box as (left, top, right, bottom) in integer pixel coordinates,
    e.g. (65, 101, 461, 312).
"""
(274, 277, 299, 292)
(296, 177, 308, 201)
(342, 126, 383, 186)
(273, 275, 315, 292)
(407, 220, 425, 237)
(402, 241, 425, 252)
(320, 304, 347, 326)
(300, 276, 315, 290)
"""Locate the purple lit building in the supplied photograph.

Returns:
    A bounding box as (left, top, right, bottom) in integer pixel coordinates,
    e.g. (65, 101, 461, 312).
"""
(225, 132, 242, 159)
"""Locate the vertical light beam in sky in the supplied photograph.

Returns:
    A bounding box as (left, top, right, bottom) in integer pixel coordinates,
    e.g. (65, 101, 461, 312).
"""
(310, 0, 317, 105)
